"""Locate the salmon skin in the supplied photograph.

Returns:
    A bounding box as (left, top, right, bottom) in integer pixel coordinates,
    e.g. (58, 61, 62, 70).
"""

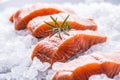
(31, 30, 107, 64)
(9, 4, 62, 30)
(27, 13, 97, 38)
(52, 52, 120, 80)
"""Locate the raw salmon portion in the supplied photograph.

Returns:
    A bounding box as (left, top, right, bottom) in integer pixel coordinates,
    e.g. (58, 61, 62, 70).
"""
(10, 4, 62, 30)
(9, 14, 14, 22)
(31, 30, 107, 64)
(27, 13, 97, 38)
(52, 52, 120, 80)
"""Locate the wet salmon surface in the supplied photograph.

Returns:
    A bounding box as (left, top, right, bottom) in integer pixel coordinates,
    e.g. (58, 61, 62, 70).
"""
(52, 52, 120, 80)
(27, 13, 97, 38)
(10, 4, 62, 30)
(31, 30, 107, 64)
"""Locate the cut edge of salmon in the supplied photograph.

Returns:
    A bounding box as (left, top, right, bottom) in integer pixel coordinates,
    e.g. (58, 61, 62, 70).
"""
(10, 8, 62, 30)
(51, 33, 107, 63)
(9, 14, 14, 22)
(52, 70, 74, 80)
(31, 41, 55, 63)
(52, 62, 120, 80)
(31, 30, 107, 64)
(27, 20, 97, 38)
(52, 51, 120, 80)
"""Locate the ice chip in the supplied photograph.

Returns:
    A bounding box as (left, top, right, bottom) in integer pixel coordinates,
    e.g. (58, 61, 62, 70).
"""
(52, 62, 64, 70)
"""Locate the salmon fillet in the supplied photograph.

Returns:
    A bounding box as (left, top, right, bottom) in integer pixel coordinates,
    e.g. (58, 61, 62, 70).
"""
(27, 13, 97, 38)
(52, 52, 120, 80)
(9, 4, 62, 30)
(31, 30, 107, 64)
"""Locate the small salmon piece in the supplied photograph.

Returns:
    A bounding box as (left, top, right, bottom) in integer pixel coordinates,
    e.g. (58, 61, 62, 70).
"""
(27, 13, 97, 38)
(52, 55, 102, 80)
(9, 14, 14, 22)
(52, 52, 120, 80)
(31, 30, 107, 64)
(90, 52, 120, 78)
(9, 4, 62, 30)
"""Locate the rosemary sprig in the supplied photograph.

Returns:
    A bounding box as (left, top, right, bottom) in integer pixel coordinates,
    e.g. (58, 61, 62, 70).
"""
(44, 15, 71, 39)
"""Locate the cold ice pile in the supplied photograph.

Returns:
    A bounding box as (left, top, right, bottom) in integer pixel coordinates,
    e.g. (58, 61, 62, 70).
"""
(0, 2, 120, 80)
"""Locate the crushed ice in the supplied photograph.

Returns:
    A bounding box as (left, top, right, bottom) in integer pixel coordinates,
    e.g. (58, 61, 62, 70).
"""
(0, 1, 120, 80)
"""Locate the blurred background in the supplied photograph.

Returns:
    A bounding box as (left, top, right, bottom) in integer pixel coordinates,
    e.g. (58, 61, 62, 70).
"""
(0, 0, 120, 10)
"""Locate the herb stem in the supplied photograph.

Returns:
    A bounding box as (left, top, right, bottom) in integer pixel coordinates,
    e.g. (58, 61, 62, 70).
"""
(44, 15, 71, 39)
